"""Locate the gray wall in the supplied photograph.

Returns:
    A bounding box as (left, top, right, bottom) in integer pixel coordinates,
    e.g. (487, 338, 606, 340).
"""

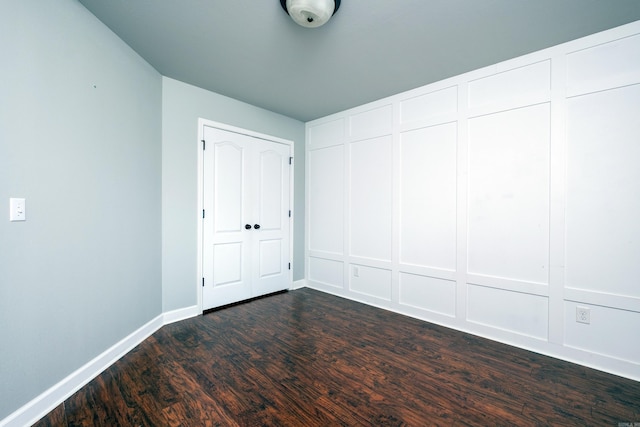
(162, 78, 305, 312)
(0, 0, 162, 419)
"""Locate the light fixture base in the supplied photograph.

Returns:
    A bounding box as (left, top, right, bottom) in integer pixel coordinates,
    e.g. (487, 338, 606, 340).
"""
(280, 0, 341, 28)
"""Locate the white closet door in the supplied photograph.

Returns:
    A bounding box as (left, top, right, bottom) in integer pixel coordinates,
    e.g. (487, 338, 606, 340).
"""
(202, 126, 290, 310)
(251, 143, 291, 297)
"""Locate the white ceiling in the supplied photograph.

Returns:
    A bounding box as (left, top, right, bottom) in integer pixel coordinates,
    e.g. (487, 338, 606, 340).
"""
(78, 0, 640, 122)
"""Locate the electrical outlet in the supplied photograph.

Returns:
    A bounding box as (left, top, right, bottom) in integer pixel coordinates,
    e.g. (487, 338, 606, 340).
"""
(576, 306, 590, 324)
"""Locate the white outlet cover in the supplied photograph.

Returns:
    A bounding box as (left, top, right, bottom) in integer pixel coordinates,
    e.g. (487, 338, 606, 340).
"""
(576, 306, 591, 324)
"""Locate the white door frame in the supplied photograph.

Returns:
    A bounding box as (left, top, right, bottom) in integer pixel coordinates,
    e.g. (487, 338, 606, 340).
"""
(197, 118, 294, 313)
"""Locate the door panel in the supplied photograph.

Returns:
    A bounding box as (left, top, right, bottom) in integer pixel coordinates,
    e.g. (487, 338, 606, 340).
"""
(213, 242, 243, 286)
(259, 239, 282, 277)
(258, 150, 285, 231)
(253, 143, 290, 296)
(213, 142, 244, 233)
(203, 126, 291, 310)
(203, 132, 252, 309)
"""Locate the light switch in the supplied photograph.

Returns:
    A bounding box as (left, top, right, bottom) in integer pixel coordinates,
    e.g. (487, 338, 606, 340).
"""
(10, 198, 26, 221)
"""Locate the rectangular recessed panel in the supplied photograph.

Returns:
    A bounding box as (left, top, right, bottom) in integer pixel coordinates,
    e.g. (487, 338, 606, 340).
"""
(308, 118, 344, 149)
(309, 257, 343, 288)
(213, 243, 242, 286)
(350, 265, 392, 301)
(400, 86, 458, 124)
(259, 149, 284, 231)
(259, 239, 282, 278)
(565, 85, 640, 298)
(400, 123, 457, 271)
(399, 273, 456, 317)
(467, 284, 549, 340)
(564, 301, 640, 364)
(349, 104, 393, 140)
(214, 142, 243, 232)
(469, 61, 550, 109)
(349, 136, 393, 261)
(308, 146, 344, 254)
(467, 104, 550, 284)
(567, 33, 640, 96)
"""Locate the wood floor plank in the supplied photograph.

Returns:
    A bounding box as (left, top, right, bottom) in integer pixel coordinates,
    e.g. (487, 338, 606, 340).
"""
(31, 403, 66, 427)
(32, 288, 640, 426)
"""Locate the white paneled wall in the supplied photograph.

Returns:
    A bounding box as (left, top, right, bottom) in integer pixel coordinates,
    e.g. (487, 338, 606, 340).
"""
(467, 104, 550, 285)
(565, 85, 640, 298)
(305, 21, 640, 380)
(400, 123, 457, 272)
(349, 135, 393, 262)
(308, 145, 344, 255)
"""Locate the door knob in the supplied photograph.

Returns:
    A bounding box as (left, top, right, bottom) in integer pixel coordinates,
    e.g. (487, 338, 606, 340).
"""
(245, 224, 252, 230)
(254, 224, 261, 229)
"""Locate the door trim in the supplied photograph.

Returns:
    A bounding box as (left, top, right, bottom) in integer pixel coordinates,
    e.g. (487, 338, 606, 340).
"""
(197, 118, 294, 313)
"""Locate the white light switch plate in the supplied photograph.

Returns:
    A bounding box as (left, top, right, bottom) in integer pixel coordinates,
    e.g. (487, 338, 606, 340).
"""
(10, 198, 26, 221)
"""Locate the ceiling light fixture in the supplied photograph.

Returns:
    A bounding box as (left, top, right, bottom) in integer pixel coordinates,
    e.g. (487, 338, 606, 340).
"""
(280, 0, 341, 28)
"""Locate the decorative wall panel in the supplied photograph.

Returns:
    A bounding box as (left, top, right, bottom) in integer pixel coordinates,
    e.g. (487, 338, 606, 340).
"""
(564, 301, 640, 364)
(467, 284, 549, 340)
(467, 104, 550, 285)
(400, 123, 457, 271)
(400, 86, 458, 125)
(308, 146, 344, 254)
(349, 105, 393, 141)
(308, 118, 344, 149)
(350, 264, 392, 301)
(468, 60, 550, 110)
(399, 273, 456, 317)
(349, 136, 393, 261)
(308, 257, 343, 288)
(565, 85, 640, 298)
(567, 33, 640, 96)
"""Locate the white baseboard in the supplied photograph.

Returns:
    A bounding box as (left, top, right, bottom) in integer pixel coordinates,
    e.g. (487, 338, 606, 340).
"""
(304, 280, 640, 382)
(1, 305, 202, 427)
(0, 305, 202, 427)
(292, 279, 307, 290)
(163, 305, 199, 325)
(1, 314, 164, 427)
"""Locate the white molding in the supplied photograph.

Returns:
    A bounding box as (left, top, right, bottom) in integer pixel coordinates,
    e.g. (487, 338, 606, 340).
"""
(0, 315, 164, 427)
(564, 288, 640, 313)
(305, 279, 640, 382)
(292, 279, 307, 290)
(465, 274, 549, 297)
(196, 119, 205, 315)
(0, 305, 201, 427)
(163, 305, 199, 324)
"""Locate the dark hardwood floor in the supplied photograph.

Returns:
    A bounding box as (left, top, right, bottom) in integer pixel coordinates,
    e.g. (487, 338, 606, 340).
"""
(34, 288, 639, 426)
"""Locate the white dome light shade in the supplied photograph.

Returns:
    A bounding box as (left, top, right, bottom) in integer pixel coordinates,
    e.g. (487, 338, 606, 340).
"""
(281, 0, 340, 28)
